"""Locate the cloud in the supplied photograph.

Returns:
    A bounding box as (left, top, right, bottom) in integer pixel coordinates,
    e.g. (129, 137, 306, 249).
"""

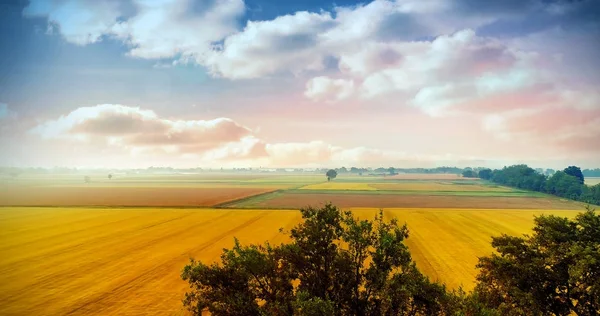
(482, 93, 600, 153)
(111, 0, 244, 60)
(304, 77, 354, 102)
(23, 0, 127, 45)
(24, 0, 244, 59)
(31, 104, 256, 157)
(204, 11, 336, 79)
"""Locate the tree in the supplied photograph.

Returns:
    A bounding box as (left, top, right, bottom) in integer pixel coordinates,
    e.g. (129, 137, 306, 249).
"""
(181, 204, 457, 316)
(108, 174, 113, 180)
(474, 207, 600, 315)
(462, 170, 478, 178)
(564, 166, 584, 185)
(84, 176, 91, 183)
(545, 171, 583, 200)
(388, 167, 396, 175)
(326, 169, 337, 182)
(478, 169, 493, 180)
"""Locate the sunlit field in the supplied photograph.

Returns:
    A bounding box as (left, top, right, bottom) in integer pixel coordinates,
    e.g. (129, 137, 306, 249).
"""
(0, 172, 591, 315)
(0, 207, 582, 315)
(585, 177, 600, 186)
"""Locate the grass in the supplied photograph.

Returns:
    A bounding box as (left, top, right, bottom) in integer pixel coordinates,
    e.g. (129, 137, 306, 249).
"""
(0, 207, 583, 315)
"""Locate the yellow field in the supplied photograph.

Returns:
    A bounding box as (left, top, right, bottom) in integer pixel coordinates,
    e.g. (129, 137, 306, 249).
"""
(0, 207, 581, 315)
(585, 177, 600, 186)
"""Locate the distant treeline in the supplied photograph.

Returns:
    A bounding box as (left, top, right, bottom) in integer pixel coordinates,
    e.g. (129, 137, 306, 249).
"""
(478, 165, 600, 205)
(583, 168, 600, 177)
(0, 166, 468, 176)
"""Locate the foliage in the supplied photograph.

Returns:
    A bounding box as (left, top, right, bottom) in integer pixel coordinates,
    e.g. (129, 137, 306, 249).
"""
(181, 204, 457, 315)
(462, 170, 478, 178)
(564, 166, 585, 185)
(475, 207, 600, 315)
(84, 176, 91, 183)
(491, 165, 547, 192)
(545, 171, 584, 200)
(326, 169, 338, 182)
(486, 164, 600, 205)
(582, 184, 600, 205)
(478, 169, 493, 180)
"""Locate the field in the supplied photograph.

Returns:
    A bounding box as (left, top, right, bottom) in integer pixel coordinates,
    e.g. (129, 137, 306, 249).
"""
(0, 207, 581, 315)
(0, 173, 322, 207)
(0, 172, 591, 315)
(226, 192, 583, 209)
(585, 177, 600, 186)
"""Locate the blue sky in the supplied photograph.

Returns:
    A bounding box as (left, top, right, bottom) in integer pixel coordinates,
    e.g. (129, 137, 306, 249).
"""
(0, 0, 599, 168)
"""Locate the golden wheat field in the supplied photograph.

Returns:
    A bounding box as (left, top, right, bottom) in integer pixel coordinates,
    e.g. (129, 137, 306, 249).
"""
(0, 207, 581, 315)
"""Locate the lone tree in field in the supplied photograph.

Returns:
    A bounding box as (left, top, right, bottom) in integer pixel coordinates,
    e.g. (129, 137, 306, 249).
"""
(181, 203, 456, 315)
(326, 169, 337, 181)
(84, 176, 91, 183)
(475, 206, 600, 315)
(108, 174, 113, 180)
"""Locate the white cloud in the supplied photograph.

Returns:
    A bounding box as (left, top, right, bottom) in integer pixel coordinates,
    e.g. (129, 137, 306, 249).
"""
(304, 76, 354, 102)
(30, 104, 255, 157)
(23, 0, 124, 45)
(112, 0, 244, 60)
(204, 11, 336, 79)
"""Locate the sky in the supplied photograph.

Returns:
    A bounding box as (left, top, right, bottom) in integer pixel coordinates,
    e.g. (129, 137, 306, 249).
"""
(0, 0, 599, 169)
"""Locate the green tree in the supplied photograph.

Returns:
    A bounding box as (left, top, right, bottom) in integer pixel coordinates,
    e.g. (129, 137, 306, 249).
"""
(545, 171, 583, 200)
(474, 207, 600, 315)
(181, 204, 457, 316)
(564, 166, 585, 185)
(388, 167, 396, 175)
(478, 169, 493, 180)
(326, 169, 337, 182)
(462, 170, 478, 178)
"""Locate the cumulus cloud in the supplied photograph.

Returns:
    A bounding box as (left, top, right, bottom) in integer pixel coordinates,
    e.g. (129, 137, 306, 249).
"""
(205, 11, 336, 79)
(30, 104, 257, 158)
(23, 0, 600, 162)
(304, 77, 354, 102)
(111, 0, 244, 60)
(24, 0, 244, 59)
(30, 104, 491, 167)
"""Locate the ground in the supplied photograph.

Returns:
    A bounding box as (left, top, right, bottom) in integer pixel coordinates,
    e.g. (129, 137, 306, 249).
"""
(0, 172, 591, 315)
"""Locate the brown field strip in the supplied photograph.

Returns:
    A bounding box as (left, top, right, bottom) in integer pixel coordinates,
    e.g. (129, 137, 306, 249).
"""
(250, 193, 584, 210)
(0, 187, 276, 207)
(369, 182, 512, 192)
(0, 207, 584, 315)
